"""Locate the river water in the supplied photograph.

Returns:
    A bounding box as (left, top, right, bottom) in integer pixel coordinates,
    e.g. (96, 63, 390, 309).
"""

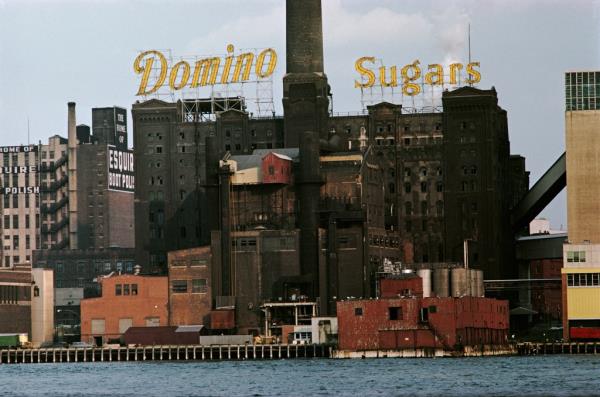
(1, 356, 599, 396)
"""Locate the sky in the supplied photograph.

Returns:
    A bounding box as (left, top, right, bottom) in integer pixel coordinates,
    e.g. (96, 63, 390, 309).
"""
(1, 0, 599, 229)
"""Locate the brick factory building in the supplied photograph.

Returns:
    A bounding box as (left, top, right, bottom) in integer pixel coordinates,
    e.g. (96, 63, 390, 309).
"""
(80, 274, 168, 345)
(167, 247, 212, 327)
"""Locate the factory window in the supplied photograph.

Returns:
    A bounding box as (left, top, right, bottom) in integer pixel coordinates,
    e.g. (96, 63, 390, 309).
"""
(25, 235, 30, 250)
(131, 284, 138, 295)
(3, 195, 8, 209)
(420, 168, 427, 177)
(115, 284, 122, 296)
(436, 201, 444, 216)
(123, 284, 130, 295)
(155, 146, 163, 154)
(567, 250, 586, 263)
(471, 166, 478, 175)
(354, 307, 363, 316)
(191, 259, 207, 267)
(225, 144, 231, 151)
(420, 182, 427, 193)
(13, 236, 19, 249)
(225, 130, 231, 137)
(462, 166, 468, 175)
(404, 168, 411, 177)
(179, 146, 186, 153)
(389, 307, 403, 320)
(3, 215, 9, 229)
(192, 279, 207, 293)
(436, 182, 443, 192)
(172, 280, 188, 293)
(12, 215, 18, 229)
(404, 183, 411, 193)
(404, 137, 411, 146)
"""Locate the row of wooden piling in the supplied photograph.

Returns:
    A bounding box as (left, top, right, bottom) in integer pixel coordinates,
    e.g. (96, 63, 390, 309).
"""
(517, 342, 600, 355)
(0, 344, 332, 364)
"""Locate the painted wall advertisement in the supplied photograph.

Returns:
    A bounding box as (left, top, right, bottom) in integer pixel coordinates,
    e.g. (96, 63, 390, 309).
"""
(1, 145, 39, 195)
(107, 145, 135, 193)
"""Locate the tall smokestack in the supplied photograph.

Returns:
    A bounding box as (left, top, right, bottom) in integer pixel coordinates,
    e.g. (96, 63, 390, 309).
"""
(286, 0, 324, 74)
(67, 102, 78, 249)
(283, 0, 329, 148)
(283, 0, 329, 301)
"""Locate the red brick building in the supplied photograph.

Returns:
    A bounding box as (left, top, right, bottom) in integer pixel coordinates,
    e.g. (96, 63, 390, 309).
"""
(337, 296, 509, 351)
(80, 274, 168, 345)
(168, 247, 212, 327)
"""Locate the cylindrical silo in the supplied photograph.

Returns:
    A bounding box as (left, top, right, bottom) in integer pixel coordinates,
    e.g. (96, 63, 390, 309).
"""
(469, 269, 478, 297)
(475, 270, 484, 297)
(433, 268, 449, 297)
(451, 268, 469, 297)
(417, 269, 432, 298)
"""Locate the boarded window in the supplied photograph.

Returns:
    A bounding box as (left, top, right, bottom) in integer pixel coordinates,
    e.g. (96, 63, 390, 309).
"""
(119, 318, 133, 334)
(146, 317, 160, 327)
(91, 319, 105, 334)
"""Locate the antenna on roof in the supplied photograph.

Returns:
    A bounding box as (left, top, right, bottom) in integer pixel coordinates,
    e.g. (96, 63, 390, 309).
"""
(468, 23, 473, 87)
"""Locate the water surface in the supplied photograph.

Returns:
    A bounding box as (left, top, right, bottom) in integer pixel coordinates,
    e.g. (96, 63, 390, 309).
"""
(1, 356, 599, 396)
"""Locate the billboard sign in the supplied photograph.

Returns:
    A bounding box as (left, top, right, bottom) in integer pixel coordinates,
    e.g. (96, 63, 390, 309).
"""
(107, 145, 135, 193)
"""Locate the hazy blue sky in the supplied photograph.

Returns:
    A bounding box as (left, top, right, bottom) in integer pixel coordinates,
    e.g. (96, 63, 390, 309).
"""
(1, 0, 599, 229)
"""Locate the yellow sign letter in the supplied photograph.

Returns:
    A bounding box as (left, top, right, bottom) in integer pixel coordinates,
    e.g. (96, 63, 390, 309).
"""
(401, 60, 421, 96)
(255, 48, 278, 78)
(466, 62, 481, 84)
(425, 64, 443, 86)
(134, 50, 168, 96)
(169, 61, 191, 90)
(354, 57, 376, 88)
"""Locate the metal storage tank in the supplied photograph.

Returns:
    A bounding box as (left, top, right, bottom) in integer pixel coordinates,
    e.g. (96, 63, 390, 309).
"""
(469, 269, 478, 297)
(451, 268, 469, 297)
(475, 270, 485, 297)
(433, 268, 450, 297)
(417, 269, 432, 298)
